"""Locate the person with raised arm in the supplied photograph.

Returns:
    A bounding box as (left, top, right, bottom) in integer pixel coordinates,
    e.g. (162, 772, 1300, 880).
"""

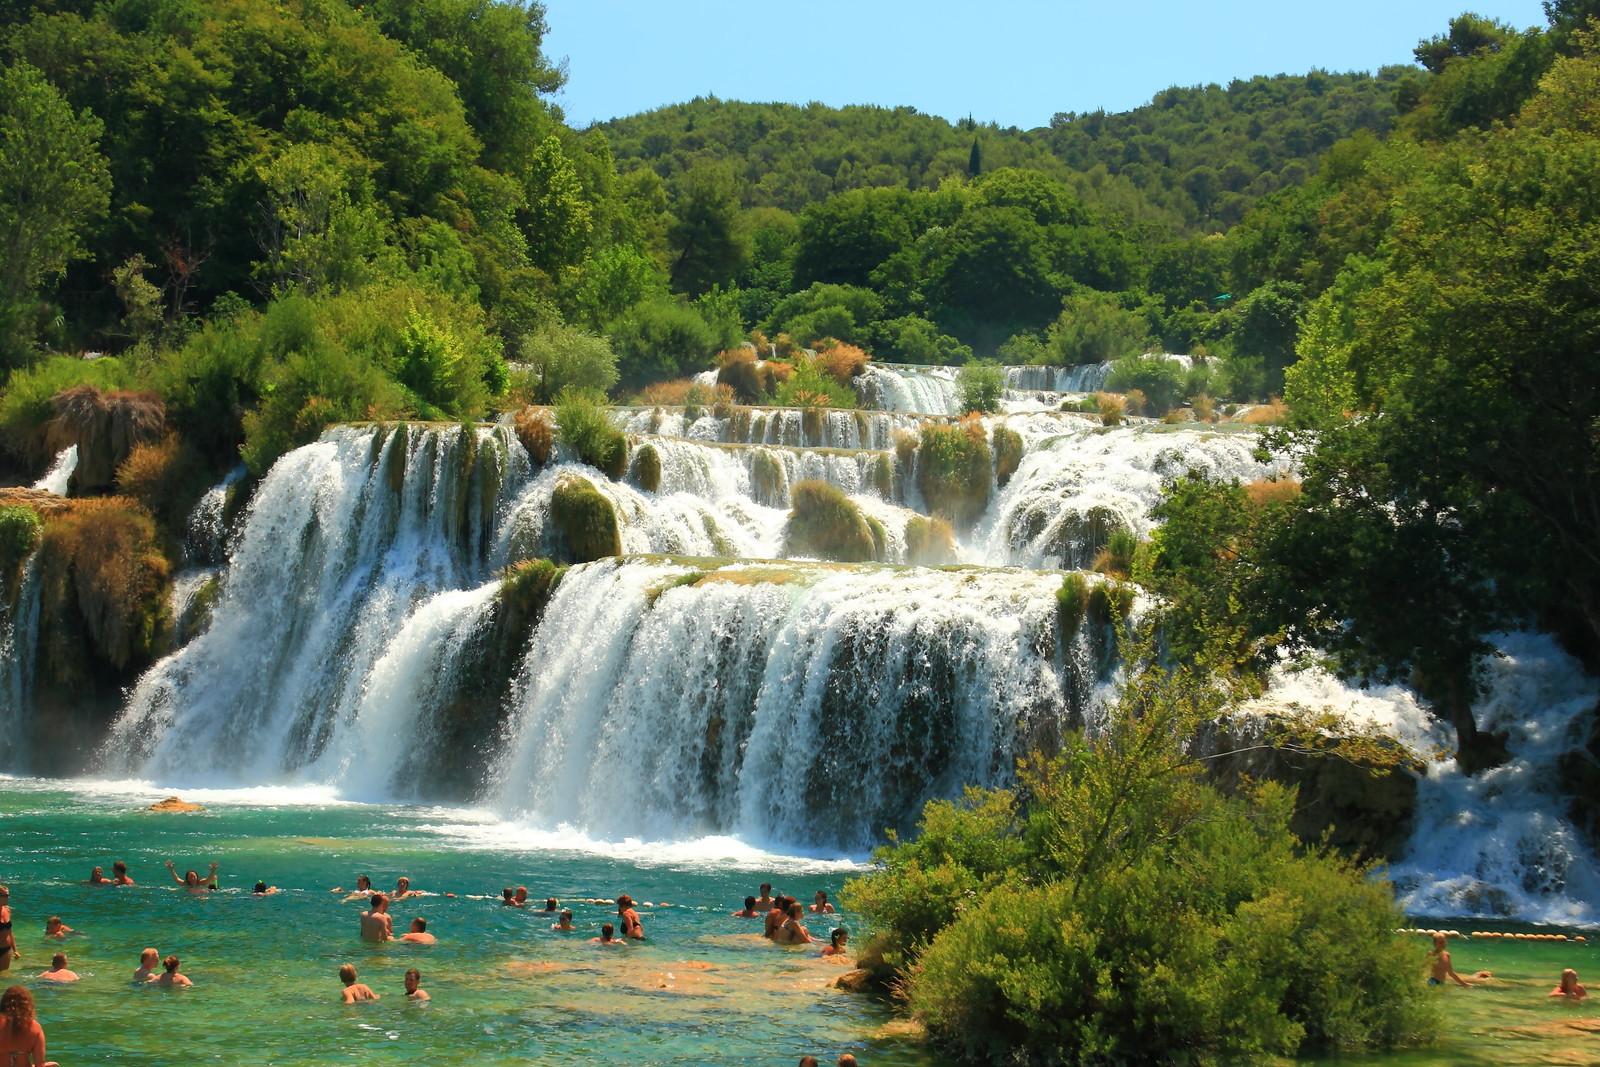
(0, 985, 59, 1066)
(164, 860, 218, 892)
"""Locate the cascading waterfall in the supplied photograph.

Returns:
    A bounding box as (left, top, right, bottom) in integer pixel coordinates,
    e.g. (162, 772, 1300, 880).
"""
(977, 426, 1289, 569)
(0, 556, 43, 767)
(31, 446, 77, 494)
(856, 363, 963, 414)
(103, 423, 527, 778)
(62, 407, 1600, 914)
(488, 558, 1092, 850)
(615, 405, 919, 450)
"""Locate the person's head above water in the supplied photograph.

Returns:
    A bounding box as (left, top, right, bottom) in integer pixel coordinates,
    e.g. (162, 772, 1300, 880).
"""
(831, 928, 848, 949)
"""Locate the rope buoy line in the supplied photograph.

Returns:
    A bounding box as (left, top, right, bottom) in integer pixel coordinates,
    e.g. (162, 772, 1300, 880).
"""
(1398, 928, 1588, 942)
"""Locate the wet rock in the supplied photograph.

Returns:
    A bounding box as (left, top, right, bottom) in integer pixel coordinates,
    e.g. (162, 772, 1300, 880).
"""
(149, 796, 203, 812)
(832, 968, 875, 993)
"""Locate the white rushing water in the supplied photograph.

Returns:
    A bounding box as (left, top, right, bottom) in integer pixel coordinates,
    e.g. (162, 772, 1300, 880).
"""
(37, 409, 1591, 918)
(0, 556, 42, 767)
(31, 446, 77, 494)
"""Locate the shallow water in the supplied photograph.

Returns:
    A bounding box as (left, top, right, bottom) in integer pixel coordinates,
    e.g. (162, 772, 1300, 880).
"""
(2, 779, 1595, 1066)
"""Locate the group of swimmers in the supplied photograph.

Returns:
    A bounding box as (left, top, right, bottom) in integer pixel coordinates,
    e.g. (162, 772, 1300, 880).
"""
(1426, 932, 1589, 998)
(730, 884, 849, 954)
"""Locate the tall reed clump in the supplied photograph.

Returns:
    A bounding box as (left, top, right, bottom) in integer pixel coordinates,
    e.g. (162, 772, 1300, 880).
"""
(549, 475, 621, 563)
(114, 436, 215, 535)
(904, 515, 957, 566)
(749, 448, 787, 508)
(513, 406, 553, 466)
(992, 425, 1023, 487)
(554, 387, 628, 478)
(784, 479, 884, 563)
(918, 416, 991, 527)
(35, 499, 172, 682)
(842, 645, 1439, 1064)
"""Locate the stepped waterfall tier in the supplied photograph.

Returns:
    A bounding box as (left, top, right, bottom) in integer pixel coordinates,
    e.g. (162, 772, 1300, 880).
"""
(0, 404, 1591, 923)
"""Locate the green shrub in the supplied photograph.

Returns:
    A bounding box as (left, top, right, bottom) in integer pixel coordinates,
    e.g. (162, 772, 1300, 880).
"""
(632, 442, 661, 492)
(608, 297, 719, 390)
(918, 418, 991, 526)
(549, 475, 621, 563)
(554, 387, 628, 478)
(991, 425, 1023, 487)
(1096, 527, 1139, 577)
(845, 652, 1439, 1064)
(1107, 352, 1186, 414)
(774, 353, 858, 409)
(515, 323, 618, 405)
(0, 504, 42, 575)
(784, 479, 882, 562)
(956, 358, 1006, 414)
(749, 448, 787, 507)
(1057, 571, 1088, 636)
(904, 515, 957, 565)
(0, 356, 136, 470)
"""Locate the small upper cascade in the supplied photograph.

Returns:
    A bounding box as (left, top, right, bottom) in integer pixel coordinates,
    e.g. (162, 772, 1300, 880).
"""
(487, 557, 1099, 850)
(182, 464, 248, 567)
(1006, 364, 1114, 393)
(102, 423, 528, 779)
(976, 426, 1288, 570)
(856, 363, 963, 414)
(31, 446, 78, 495)
(615, 406, 920, 450)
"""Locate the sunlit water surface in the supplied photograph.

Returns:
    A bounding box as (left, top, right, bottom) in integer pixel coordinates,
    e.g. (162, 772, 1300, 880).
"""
(1, 779, 1594, 1066)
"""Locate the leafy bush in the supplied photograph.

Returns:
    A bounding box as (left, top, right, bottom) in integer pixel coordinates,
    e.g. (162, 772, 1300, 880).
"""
(844, 650, 1438, 1064)
(608, 297, 719, 389)
(774, 354, 858, 409)
(0, 504, 42, 575)
(514, 323, 619, 404)
(1093, 526, 1140, 577)
(918, 417, 992, 526)
(1107, 352, 1187, 414)
(784, 479, 884, 562)
(956, 358, 1006, 413)
(553, 387, 628, 478)
(814, 340, 870, 387)
(1045, 290, 1151, 366)
(879, 315, 973, 365)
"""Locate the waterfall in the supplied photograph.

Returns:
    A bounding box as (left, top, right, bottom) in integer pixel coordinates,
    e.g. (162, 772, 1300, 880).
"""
(856, 364, 963, 414)
(31, 446, 77, 495)
(0, 555, 42, 769)
(1006, 364, 1113, 393)
(182, 464, 247, 566)
(102, 424, 528, 779)
(488, 558, 1094, 850)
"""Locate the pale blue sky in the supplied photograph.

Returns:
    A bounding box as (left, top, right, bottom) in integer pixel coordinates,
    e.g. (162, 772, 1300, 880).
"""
(543, 0, 1550, 130)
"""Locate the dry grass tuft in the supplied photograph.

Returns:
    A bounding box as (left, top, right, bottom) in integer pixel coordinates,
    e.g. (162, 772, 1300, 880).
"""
(514, 407, 554, 466)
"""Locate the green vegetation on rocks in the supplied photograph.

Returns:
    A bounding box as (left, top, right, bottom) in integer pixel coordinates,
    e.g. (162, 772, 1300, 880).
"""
(554, 387, 628, 477)
(917, 419, 991, 526)
(904, 515, 956, 566)
(843, 647, 1438, 1064)
(784, 479, 883, 563)
(991, 425, 1022, 487)
(549, 475, 621, 564)
(631, 442, 661, 492)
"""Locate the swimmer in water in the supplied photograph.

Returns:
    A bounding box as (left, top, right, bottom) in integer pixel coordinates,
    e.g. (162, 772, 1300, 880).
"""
(37, 954, 78, 983)
(164, 860, 218, 892)
(1425, 932, 1470, 987)
(809, 890, 834, 914)
(512, 887, 528, 907)
(821, 928, 849, 958)
(392, 877, 421, 901)
(732, 896, 760, 918)
(764, 897, 793, 940)
(400, 918, 435, 944)
(543, 898, 558, 913)
(335, 875, 373, 902)
(754, 883, 776, 911)
(617, 895, 643, 940)
(111, 861, 134, 886)
(154, 955, 192, 988)
(0, 885, 16, 971)
(338, 964, 377, 1003)
(252, 881, 277, 896)
(589, 923, 626, 946)
(774, 902, 813, 945)
(132, 948, 160, 983)
(500, 888, 519, 907)
(551, 910, 575, 931)
(0, 985, 57, 1067)
(403, 968, 429, 1002)
(360, 894, 393, 943)
(87, 867, 110, 886)
(42, 918, 72, 940)
(1550, 968, 1588, 999)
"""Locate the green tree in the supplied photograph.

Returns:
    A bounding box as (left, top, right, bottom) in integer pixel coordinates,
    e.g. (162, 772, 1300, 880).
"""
(0, 61, 110, 364)
(1043, 290, 1150, 365)
(956, 358, 1005, 413)
(667, 162, 744, 295)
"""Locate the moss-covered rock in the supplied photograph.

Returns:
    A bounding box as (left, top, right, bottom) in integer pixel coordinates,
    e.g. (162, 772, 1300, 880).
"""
(869, 452, 895, 499)
(749, 448, 787, 508)
(992, 425, 1023, 487)
(918, 420, 991, 527)
(784, 479, 883, 563)
(904, 515, 957, 566)
(550, 475, 622, 563)
(632, 442, 662, 493)
(48, 385, 166, 494)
